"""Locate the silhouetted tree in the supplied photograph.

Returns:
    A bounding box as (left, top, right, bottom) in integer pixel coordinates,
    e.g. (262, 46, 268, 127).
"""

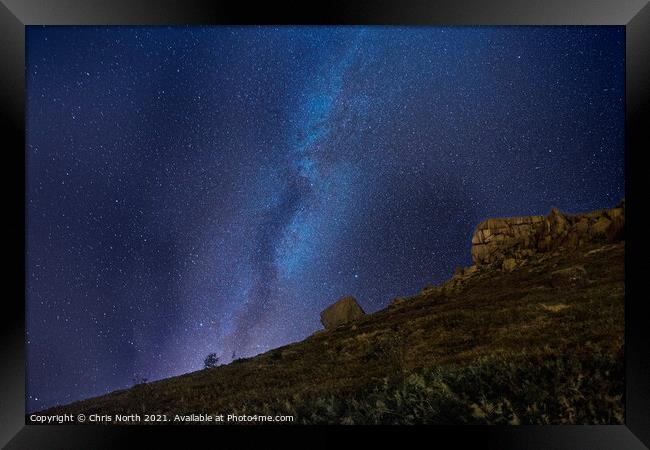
(204, 353, 219, 369)
(131, 374, 150, 413)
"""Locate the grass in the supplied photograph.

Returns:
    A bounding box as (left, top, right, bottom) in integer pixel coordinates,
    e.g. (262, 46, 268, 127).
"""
(282, 345, 623, 425)
(39, 241, 625, 425)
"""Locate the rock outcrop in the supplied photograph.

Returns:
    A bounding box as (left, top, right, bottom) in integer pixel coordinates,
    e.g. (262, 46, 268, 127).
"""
(471, 200, 625, 267)
(320, 296, 366, 330)
(403, 200, 626, 303)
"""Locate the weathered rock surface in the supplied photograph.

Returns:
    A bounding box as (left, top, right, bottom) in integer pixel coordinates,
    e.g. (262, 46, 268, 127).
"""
(320, 296, 366, 330)
(471, 200, 625, 267)
(502, 258, 517, 272)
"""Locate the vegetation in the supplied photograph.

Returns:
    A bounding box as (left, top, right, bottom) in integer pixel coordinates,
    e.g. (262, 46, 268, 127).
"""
(282, 345, 623, 424)
(40, 242, 624, 425)
(204, 353, 219, 369)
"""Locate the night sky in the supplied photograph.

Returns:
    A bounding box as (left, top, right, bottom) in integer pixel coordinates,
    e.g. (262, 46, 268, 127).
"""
(26, 26, 624, 411)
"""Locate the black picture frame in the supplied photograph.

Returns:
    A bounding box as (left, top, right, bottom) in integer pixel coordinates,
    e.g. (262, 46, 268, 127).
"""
(1, 1, 648, 448)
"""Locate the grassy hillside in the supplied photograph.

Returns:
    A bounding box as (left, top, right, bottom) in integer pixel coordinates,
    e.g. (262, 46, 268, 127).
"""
(40, 241, 625, 424)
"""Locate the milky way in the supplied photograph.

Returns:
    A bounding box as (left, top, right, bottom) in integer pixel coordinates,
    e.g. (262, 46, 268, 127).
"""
(26, 26, 624, 411)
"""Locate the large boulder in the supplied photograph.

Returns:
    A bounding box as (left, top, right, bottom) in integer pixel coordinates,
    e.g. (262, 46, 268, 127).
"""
(320, 296, 365, 330)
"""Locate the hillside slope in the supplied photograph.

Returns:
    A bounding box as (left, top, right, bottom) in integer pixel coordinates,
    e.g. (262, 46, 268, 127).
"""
(38, 207, 625, 425)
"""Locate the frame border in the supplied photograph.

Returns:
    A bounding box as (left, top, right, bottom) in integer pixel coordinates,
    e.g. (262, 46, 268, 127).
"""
(2, 1, 648, 448)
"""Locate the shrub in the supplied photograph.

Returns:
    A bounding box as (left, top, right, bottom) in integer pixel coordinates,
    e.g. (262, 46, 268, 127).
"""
(204, 353, 219, 369)
(285, 347, 623, 424)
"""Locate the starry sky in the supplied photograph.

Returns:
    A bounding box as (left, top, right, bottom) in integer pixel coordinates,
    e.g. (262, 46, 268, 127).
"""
(26, 26, 624, 411)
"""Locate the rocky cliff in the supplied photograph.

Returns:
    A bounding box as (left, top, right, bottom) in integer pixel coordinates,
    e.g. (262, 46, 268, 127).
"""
(470, 200, 625, 268)
(413, 200, 625, 298)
